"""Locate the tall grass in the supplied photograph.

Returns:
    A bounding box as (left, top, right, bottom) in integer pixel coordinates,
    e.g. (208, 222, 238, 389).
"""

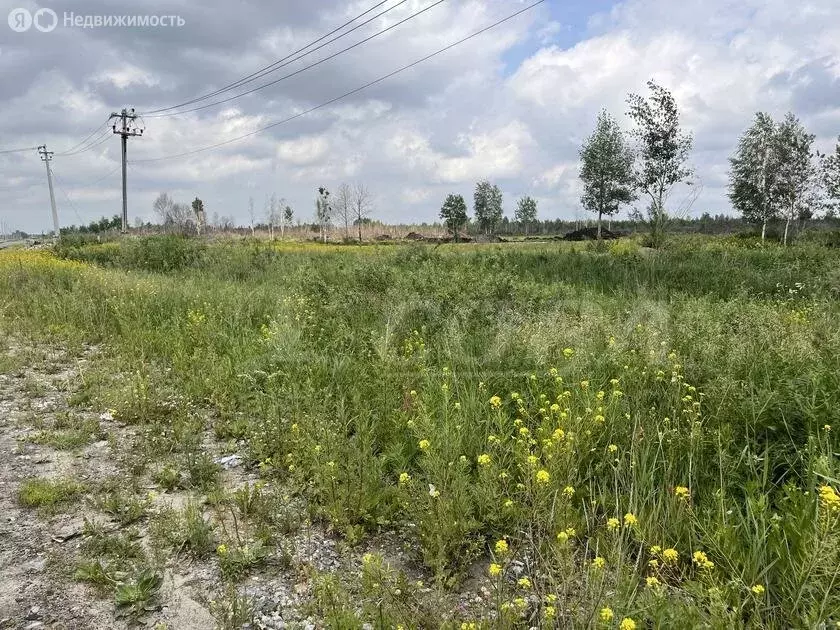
(1, 238, 838, 627)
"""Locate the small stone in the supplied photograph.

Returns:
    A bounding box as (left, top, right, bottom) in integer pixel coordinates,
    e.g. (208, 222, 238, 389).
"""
(215, 454, 243, 469)
(25, 607, 41, 621)
(24, 623, 44, 630)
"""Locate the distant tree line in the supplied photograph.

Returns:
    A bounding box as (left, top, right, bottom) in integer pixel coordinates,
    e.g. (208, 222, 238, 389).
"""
(438, 80, 838, 246)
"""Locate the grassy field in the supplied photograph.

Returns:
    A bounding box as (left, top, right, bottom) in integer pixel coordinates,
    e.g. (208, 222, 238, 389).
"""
(1, 235, 839, 628)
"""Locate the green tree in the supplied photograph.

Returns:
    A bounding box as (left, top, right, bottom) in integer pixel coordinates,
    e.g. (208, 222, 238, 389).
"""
(514, 196, 538, 236)
(626, 81, 693, 247)
(773, 113, 818, 246)
(191, 197, 205, 236)
(315, 187, 331, 243)
(474, 180, 503, 235)
(728, 112, 779, 242)
(821, 136, 840, 215)
(283, 205, 293, 237)
(579, 110, 636, 239)
(439, 194, 468, 241)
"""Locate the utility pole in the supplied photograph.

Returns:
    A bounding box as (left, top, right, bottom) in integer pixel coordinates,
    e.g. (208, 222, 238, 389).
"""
(37, 145, 60, 238)
(109, 108, 143, 233)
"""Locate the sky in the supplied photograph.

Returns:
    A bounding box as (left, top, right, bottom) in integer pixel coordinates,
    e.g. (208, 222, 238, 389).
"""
(0, 0, 838, 233)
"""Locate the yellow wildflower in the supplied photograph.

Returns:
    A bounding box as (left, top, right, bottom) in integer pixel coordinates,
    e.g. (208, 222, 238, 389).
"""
(503, 499, 514, 509)
(608, 444, 618, 453)
(693, 550, 714, 570)
(663, 548, 679, 563)
(624, 512, 638, 526)
(650, 545, 662, 555)
(495, 539, 509, 556)
(751, 584, 765, 596)
(418, 439, 430, 451)
(489, 395, 502, 409)
(477, 453, 491, 466)
(544, 605, 556, 620)
(819, 485, 840, 511)
(619, 618, 636, 630)
(563, 348, 574, 358)
(517, 577, 532, 589)
(599, 608, 614, 623)
(646, 576, 661, 588)
(216, 544, 228, 556)
(536, 469, 551, 484)
(592, 556, 605, 570)
(488, 563, 502, 577)
(674, 486, 690, 500)
(398, 472, 411, 485)
(563, 486, 575, 498)
(607, 517, 620, 531)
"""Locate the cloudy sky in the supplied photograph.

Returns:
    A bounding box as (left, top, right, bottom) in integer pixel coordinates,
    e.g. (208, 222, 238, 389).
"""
(0, 0, 838, 233)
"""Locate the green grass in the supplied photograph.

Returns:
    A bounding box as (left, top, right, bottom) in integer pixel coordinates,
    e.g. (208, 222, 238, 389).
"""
(18, 477, 84, 511)
(1, 236, 839, 627)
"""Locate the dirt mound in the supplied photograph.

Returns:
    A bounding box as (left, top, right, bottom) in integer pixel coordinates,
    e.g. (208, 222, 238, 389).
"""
(562, 227, 621, 241)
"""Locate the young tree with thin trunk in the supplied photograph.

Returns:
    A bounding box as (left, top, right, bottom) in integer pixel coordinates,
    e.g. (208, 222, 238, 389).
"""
(474, 181, 503, 235)
(335, 183, 352, 239)
(191, 197, 205, 236)
(773, 113, 818, 246)
(315, 187, 331, 243)
(579, 110, 636, 239)
(351, 183, 373, 243)
(283, 206, 293, 238)
(514, 196, 538, 236)
(267, 194, 282, 241)
(440, 194, 468, 242)
(248, 197, 256, 236)
(728, 112, 779, 242)
(626, 81, 693, 247)
(820, 137, 840, 218)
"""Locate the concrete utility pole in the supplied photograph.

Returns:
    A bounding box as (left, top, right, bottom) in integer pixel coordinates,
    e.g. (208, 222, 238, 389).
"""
(37, 145, 60, 237)
(109, 108, 143, 233)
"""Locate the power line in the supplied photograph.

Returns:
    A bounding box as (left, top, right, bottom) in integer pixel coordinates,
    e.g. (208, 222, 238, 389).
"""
(143, 0, 401, 115)
(57, 128, 114, 157)
(80, 163, 123, 188)
(143, 0, 443, 119)
(0, 146, 36, 155)
(55, 118, 111, 155)
(48, 168, 86, 225)
(134, 0, 545, 164)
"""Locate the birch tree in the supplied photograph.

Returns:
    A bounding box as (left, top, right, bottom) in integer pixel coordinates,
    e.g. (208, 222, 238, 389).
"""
(626, 81, 693, 246)
(728, 113, 779, 242)
(579, 110, 636, 239)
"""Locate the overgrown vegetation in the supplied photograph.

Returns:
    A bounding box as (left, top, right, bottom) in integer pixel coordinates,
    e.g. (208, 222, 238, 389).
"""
(2, 236, 839, 627)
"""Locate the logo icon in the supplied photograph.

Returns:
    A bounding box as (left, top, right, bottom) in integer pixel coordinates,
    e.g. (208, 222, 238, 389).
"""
(8, 8, 32, 32)
(33, 8, 57, 32)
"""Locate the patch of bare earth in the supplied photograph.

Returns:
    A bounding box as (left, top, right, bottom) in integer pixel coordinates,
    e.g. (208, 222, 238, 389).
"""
(0, 340, 490, 630)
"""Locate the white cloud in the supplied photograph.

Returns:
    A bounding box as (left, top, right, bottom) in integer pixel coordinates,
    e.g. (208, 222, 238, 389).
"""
(1, 0, 838, 231)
